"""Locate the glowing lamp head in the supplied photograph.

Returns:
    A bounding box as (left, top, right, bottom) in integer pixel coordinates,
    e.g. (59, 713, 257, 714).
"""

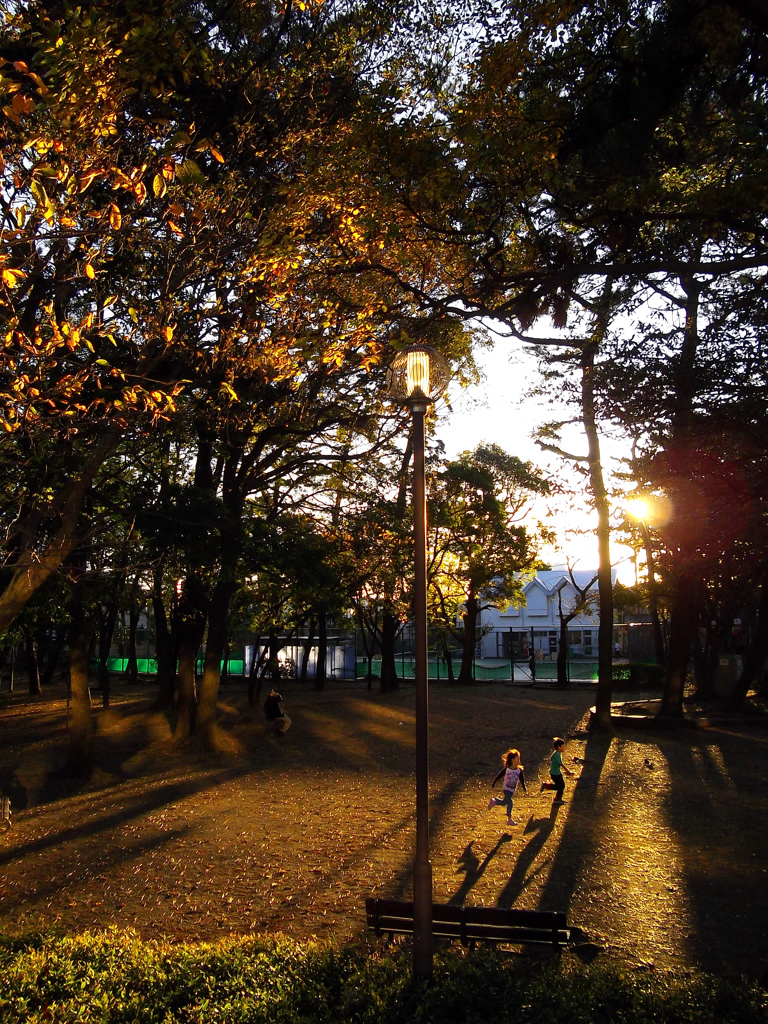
(388, 343, 451, 407)
(406, 349, 430, 397)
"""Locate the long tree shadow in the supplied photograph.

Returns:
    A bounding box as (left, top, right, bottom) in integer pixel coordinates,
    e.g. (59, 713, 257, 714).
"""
(535, 729, 614, 914)
(534, 717, 768, 977)
(649, 723, 768, 976)
(0, 767, 248, 868)
(386, 774, 471, 899)
(494, 802, 564, 909)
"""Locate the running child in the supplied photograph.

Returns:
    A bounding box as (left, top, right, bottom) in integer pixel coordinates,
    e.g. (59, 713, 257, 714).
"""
(487, 748, 528, 827)
(540, 737, 575, 803)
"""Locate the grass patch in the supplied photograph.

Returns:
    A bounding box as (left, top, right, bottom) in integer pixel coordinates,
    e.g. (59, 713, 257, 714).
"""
(0, 929, 765, 1024)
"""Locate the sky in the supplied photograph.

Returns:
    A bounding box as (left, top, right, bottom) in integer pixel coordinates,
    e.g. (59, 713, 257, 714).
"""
(432, 336, 638, 585)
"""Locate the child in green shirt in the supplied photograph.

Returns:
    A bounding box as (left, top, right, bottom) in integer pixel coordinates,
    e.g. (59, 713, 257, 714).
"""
(540, 737, 575, 803)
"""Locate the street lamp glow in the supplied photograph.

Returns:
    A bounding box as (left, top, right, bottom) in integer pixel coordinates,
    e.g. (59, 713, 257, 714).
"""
(388, 344, 450, 407)
(406, 350, 430, 397)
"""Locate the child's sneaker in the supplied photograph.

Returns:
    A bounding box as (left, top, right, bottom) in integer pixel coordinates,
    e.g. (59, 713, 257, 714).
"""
(507, 818, 517, 826)
(539, 781, 547, 793)
(487, 798, 496, 810)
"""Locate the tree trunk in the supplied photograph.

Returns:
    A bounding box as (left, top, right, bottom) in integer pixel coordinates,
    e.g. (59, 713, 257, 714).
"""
(581, 338, 614, 728)
(65, 573, 93, 778)
(379, 611, 400, 692)
(458, 596, 479, 684)
(313, 610, 328, 692)
(660, 275, 702, 718)
(354, 609, 374, 689)
(268, 628, 281, 682)
(39, 628, 64, 688)
(442, 634, 455, 682)
(639, 521, 666, 665)
(127, 601, 140, 685)
(727, 576, 768, 710)
(300, 618, 315, 682)
(661, 566, 698, 716)
(152, 571, 176, 711)
(247, 643, 265, 706)
(97, 598, 121, 708)
(196, 578, 236, 749)
(173, 578, 207, 743)
(26, 634, 41, 695)
(557, 619, 571, 686)
(695, 618, 719, 699)
(0, 429, 120, 635)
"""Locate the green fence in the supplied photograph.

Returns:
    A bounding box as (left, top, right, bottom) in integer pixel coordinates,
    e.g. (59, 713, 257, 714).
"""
(103, 657, 246, 676)
(355, 658, 599, 681)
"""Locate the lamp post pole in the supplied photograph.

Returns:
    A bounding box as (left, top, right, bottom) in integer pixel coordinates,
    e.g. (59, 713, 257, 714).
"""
(387, 343, 449, 980)
(409, 397, 432, 978)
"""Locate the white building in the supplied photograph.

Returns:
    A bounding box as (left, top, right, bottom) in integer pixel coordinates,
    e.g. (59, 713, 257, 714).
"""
(477, 568, 610, 660)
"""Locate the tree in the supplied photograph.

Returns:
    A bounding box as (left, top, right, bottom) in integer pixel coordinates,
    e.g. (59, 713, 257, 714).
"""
(428, 443, 549, 682)
(354, 0, 768, 720)
(555, 568, 599, 686)
(0, 0, 429, 642)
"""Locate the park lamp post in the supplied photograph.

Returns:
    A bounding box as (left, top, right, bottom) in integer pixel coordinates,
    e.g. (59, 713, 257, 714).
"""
(388, 343, 450, 978)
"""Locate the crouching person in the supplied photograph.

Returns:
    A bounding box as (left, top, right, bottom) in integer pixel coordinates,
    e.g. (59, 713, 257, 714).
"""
(264, 688, 291, 734)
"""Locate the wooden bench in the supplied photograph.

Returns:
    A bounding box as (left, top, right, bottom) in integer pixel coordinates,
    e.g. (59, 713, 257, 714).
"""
(365, 898, 570, 950)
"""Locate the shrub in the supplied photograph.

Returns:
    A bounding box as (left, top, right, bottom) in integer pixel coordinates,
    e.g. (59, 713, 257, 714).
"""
(0, 930, 765, 1024)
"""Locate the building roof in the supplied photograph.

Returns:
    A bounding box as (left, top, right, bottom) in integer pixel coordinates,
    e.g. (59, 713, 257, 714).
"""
(523, 568, 601, 594)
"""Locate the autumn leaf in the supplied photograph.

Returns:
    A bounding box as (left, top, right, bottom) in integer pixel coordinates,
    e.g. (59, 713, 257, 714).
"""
(152, 174, 167, 198)
(11, 93, 34, 116)
(109, 204, 121, 229)
(78, 171, 101, 192)
(85, 263, 96, 279)
(1, 268, 25, 288)
(165, 325, 174, 341)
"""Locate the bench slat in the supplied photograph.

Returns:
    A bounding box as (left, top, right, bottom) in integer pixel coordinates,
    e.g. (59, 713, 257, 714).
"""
(365, 898, 570, 947)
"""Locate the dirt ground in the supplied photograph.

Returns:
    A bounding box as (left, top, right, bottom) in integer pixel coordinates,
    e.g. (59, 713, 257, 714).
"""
(1, 676, 767, 981)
